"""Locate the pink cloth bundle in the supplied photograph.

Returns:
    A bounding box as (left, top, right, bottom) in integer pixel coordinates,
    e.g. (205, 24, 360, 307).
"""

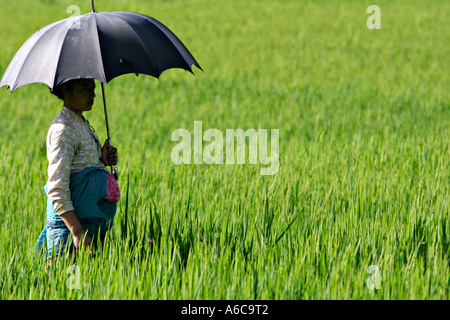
(103, 173, 120, 203)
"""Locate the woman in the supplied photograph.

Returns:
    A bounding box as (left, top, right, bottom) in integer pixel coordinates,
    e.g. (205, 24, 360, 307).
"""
(35, 78, 120, 264)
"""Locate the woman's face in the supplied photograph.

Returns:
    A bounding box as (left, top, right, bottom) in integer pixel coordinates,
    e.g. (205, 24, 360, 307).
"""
(63, 79, 96, 116)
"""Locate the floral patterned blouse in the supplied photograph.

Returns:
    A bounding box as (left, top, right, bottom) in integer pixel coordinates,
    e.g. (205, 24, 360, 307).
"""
(46, 105, 107, 215)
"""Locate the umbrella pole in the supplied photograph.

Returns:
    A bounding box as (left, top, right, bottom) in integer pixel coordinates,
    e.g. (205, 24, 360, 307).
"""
(101, 82, 111, 145)
(101, 82, 118, 180)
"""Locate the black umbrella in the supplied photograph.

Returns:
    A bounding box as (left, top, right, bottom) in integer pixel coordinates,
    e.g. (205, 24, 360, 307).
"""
(0, 0, 202, 177)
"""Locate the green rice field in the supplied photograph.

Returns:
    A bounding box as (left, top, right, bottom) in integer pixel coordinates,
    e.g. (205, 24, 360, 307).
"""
(0, 0, 448, 299)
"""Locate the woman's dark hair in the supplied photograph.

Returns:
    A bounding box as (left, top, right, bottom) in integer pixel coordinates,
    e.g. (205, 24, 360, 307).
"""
(50, 80, 75, 100)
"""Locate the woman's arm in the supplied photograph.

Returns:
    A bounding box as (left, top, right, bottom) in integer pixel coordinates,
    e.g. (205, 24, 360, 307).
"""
(46, 124, 77, 215)
(60, 210, 92, 249)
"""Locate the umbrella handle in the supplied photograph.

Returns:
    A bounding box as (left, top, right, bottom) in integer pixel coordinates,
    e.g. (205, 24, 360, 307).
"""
(107, 139, 118, 181)
(111, 166, 119, 181)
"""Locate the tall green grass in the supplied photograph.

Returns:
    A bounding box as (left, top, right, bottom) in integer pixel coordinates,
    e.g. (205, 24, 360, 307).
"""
(0, 0, 448, 299)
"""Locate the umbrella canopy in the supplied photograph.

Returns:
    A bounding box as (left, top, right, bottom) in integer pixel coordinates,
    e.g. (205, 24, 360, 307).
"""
(0, 11, 202, 92)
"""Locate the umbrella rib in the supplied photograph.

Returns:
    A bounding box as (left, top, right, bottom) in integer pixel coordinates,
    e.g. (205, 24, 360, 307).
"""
(141, 15, 196, 73)
(110, 14, 159, 77)
(110, 12, 198, 74)
(52, 16, 87, 88)
(91, 13, 107, 83)
(5, 18, 70, 91)
(143, 14, 202, 72)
